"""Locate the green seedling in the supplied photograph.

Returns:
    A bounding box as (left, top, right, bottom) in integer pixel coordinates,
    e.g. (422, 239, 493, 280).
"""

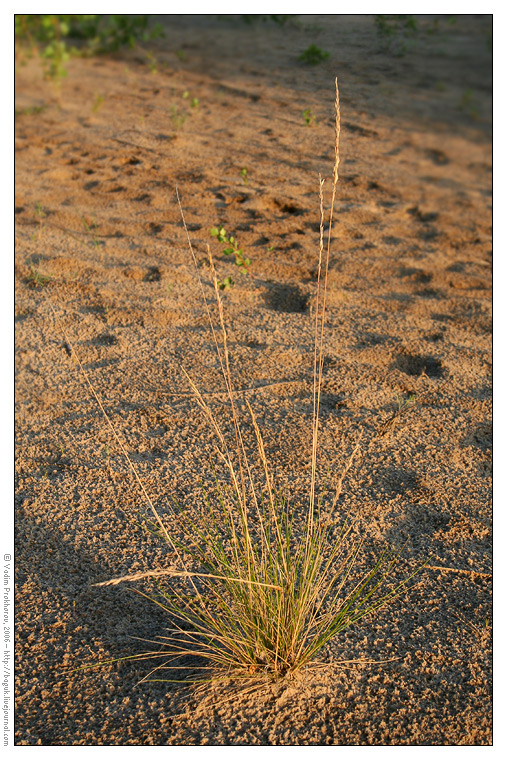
(458, 89, 480, 120)
(378, 392, 417, 437)
(210, 226, 251, 275)
(146, 51, 158, 73)
(81, 216, 100, 249)
(460, 89, 473, 107)
(396, 393, 416, 413)
(92, 93, 104, 113)
(303, 108, 317, 126)
(170, 106, 187, 129)
(15, 104, 47, 116)
(175, 49, 186, 61)
(34, 202, 46, 240)
(376, 14, 417, 36)
(217, 275, 234, 291)
(28, 264, 51, 288)
(182, 90, 199, 107)
(374, 14, 418, 56)
(43, 39, 70, 82)
(426, 18, 440, 36)
(298, 45, 330, 65)
(240, 167, 249, 185)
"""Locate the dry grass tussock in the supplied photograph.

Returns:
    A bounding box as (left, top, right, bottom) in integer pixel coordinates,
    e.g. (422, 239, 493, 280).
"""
(64, 79, 426, 688)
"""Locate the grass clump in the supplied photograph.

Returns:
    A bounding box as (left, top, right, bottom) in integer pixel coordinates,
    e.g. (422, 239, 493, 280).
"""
(299, 45, 330, 65)
(79, 80, 426, 689)
(126, 456, 419, 682)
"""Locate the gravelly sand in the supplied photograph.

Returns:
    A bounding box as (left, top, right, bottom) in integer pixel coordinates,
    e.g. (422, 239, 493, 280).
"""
(15, 14, 491, 745)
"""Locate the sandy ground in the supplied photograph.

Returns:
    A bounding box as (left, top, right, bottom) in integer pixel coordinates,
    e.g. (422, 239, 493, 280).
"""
(14, 14, 492, 745)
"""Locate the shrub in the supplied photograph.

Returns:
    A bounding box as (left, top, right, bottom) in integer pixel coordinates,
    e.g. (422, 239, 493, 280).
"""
(15, 15, 163, 80)
(299, 45, 330, 65)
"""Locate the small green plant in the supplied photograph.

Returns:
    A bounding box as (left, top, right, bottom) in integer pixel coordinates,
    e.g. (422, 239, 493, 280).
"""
(170, 106, 187, 129)
(33, 201, 46, 240)
(182, 90, 199, 108)
(145, 51, 158, 73)
(210, 226, 251, 275)
(374, 15, 418, 56)
(92, 93, 104, 113)
(396, 392, 416, 413)
(175, 49, 186, 61)
(81, 216, 100, 249)
(379, 392, 418, 437)
(28, 263, 51, 288)
(217, 275, 234, 291)
(302, 108, 317, 126)
(426, 18, 440, 36)
(240, 167, 249, 185)
(299, 44, 330, 65)
(15, 104, 47, 117)
(459, 89, 480, 119)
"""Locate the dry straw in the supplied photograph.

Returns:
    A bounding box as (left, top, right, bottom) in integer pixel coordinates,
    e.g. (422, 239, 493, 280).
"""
(68, 79, 425, 685)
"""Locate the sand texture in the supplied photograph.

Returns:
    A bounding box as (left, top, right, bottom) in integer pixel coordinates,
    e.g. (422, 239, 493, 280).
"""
(15, 14, 492, 746)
